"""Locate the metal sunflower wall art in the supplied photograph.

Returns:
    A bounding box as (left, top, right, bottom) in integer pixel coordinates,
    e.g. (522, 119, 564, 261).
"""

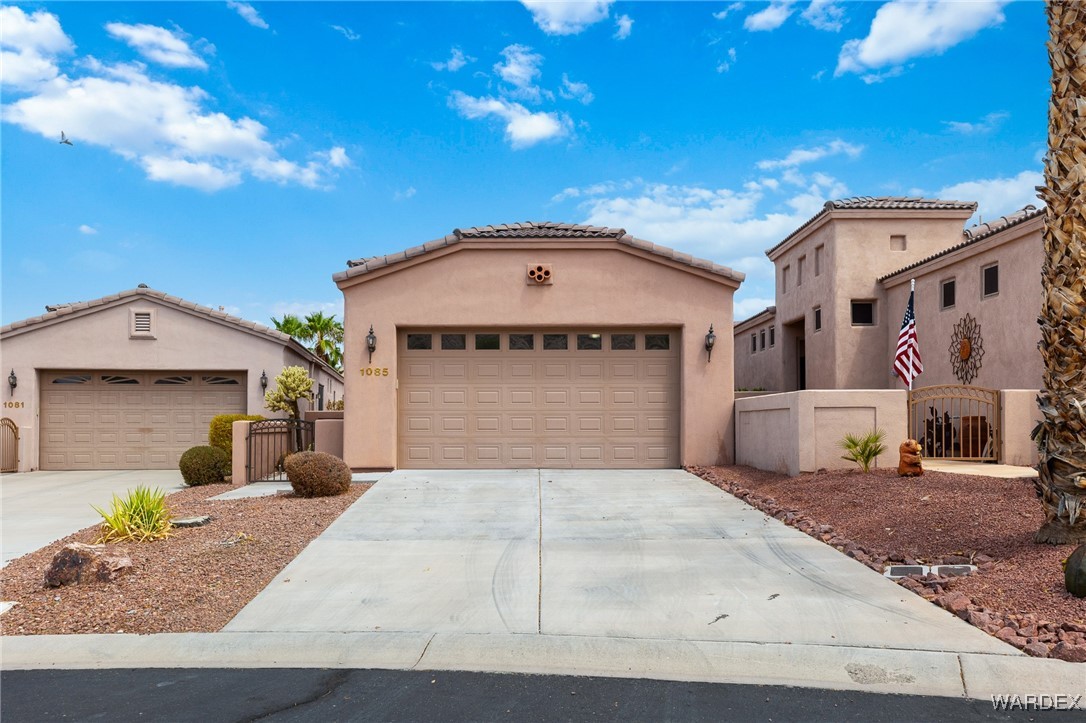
(949, 313, 985, 384)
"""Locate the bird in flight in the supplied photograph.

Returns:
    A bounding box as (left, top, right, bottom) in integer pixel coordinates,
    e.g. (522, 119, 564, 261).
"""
(59, 131, 73, 146)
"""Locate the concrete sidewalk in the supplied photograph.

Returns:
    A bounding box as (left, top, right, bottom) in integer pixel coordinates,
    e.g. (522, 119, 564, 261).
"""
(3, 469, 1082, 701)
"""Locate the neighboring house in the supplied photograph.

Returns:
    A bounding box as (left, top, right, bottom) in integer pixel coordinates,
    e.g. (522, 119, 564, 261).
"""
(333, 222, 744, 470)
(734, 198, 1043, 392)
(1, 286, 344, 471)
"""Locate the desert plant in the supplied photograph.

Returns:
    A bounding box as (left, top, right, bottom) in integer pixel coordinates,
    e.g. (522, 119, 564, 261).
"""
(838, 429, 887, 473)
(208, 414, 264, 455)
(93, 486, 172, 543)
(284, 451, 351, 497)
(1033, 2, 1086, 545)
(179, 445, 231, 486)
(328, 399, 344, 411)
(264, 366, 314, 419)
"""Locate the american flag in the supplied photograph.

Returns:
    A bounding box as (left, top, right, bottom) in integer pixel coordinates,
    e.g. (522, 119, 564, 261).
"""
(893, 287, 923, 388)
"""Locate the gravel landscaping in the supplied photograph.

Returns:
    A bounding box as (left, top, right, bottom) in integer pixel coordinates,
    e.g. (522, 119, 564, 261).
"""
(690, 465, 1086, 663)
(0, 482, 368, 636)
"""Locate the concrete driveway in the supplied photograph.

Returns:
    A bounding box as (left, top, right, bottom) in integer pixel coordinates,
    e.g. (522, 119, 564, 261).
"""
(1, 470, 185, 566)
(224, 469, 1011, 654)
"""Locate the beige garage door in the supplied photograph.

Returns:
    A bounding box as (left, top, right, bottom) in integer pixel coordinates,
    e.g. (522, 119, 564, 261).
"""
(40, 371, 246, 470)
(398, 330, 680, 468)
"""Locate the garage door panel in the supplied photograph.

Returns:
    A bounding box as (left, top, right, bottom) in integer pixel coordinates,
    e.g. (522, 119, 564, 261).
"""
(399, 330, 679, 469)
(40, 370, 245, 470)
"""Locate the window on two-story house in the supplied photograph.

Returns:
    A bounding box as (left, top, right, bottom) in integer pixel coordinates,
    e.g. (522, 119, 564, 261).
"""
(982, 263, 999, 297)
(769, 326, 775, 347)
(751, 334, 757, 353)
(813, 307, 822, 332)
(759, 329, 766, 350)
(782, 265, 790, 293)
(851, 300, 876, 326)
(797, 256, 805, 286)
(941, 278, 956, 309)
(814, 245, 823, 276)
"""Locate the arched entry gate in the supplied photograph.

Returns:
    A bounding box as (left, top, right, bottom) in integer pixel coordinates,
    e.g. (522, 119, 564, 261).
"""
(907, 385, 1001, 462)
(1, 418, 19, 473)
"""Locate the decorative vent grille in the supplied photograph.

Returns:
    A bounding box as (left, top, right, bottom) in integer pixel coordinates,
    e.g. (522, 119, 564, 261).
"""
(527, 264, 553, 284)
(134, 312, 152, 333)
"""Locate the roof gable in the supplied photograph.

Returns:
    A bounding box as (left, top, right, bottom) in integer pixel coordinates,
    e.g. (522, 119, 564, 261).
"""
(335, 221, 744, 286)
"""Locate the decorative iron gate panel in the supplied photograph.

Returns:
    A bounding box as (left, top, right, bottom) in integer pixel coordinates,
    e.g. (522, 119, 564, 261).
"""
(1, 418, 18, 473)
(907, 385, 1001, 462)
(246, 419, 314, 482)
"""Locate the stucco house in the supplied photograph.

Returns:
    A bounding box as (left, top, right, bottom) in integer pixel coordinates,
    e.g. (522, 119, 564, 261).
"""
(1, 286, 343, 472)
(333, 222, 744, 470)
(734, 198, 1043, 393)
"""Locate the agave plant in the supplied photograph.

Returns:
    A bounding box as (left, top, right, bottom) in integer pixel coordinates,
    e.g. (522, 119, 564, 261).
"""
(1033, 1, 1086, 544)
(93, 486, 172, 543)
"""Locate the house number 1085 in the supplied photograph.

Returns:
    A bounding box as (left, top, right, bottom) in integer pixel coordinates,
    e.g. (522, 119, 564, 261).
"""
(361, 367, 389, 377)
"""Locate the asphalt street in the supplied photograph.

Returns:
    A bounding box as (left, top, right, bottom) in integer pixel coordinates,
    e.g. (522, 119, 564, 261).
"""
(2, 668, 1079, 722)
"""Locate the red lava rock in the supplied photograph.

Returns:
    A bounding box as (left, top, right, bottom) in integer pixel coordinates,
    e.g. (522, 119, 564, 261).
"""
(1022, 642, 1050, 658)
(995, 626, 1019, 643)
(943, 554, 972, 565)
(942, 592, 972, 614)
(1049, 642, 1086, 663)
(974, 554, 995, 565)
(43, 543, 132, 588)
(965, 610, 992, 628)
(1063, 622, 1086, 634)
(1018, 624, 1038, 638)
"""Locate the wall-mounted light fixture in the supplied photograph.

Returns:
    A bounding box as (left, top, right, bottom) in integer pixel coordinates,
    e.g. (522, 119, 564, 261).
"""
(8, 369, 16, 396)
(705, 325, 716, 362)
(260, 369, 268, 392)
(366, 325, 377, 363)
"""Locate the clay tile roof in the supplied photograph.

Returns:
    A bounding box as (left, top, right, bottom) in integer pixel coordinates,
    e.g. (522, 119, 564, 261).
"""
(1, 286, 342, 378)
(767, 197, 979, 257)
(878, 204, 1043, 282)
(340, 222, 744, 283)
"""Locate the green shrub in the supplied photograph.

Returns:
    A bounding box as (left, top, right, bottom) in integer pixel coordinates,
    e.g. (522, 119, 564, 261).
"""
(838, 429, 887, 473)
(284, 451, 351, 498)
(179, 445, 231, 486)
(93, 486, 172, 543)
(208, 414, 264, 455)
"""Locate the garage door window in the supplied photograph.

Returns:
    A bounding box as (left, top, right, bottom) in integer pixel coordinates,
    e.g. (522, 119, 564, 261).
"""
(202, 375, 240, 385)
(509, 333, 534, 350)
(577, 333, 603, 350)
(441, 333, 466, 350)
(53, 374, 91, 384)
(155, 375, 193, 385)
(543, 333, 568, 350)
(645, 333, 670, 350)
(611, 333, 636, 350)
(102, 374, 140, 384)
(475, 333, 500, 350)
(407, 334, 432, 350)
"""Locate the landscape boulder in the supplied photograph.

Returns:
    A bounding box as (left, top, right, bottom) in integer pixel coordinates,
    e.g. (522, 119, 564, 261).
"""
(44, 543, 132, 587)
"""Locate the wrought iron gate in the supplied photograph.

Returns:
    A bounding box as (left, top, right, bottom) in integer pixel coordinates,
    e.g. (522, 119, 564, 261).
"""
(907, 385, 1000, 462)
(1, 418, 18, 473)
(246, 418, 314, 482)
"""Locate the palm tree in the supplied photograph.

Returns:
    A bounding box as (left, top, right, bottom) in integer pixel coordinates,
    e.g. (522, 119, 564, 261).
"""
(271, 314, 311, 342)
(1033, 1, 1086, 544)
(304, 312, 344, 371)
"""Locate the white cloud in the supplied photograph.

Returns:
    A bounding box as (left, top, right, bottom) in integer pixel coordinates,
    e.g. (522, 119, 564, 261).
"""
(325, 147, 351, 168)
(744, 1, 796, 32)
(943, 111, 1008, 135)
(713, 3, 745, 21)
(937, 170, 1043, 222)
(330, 25, 360, 41)
(268, 299, 344, 323)
(560, 74, 594, 105)
(394, 186, 417, 201)
(757, 139, 863, 170)
(734, 296, 777, 321)
(836, 0, 1007, 78)
(494, 44, 546, 102)
(227, 1, 269, 30)
(521, 1, 613, 35)
(449, 91, 570, 149)
(432, 47, 474, 72)
(78, 224, 98, 235)
(4, 40, 348, 192)
(105, 23, 207, 70)
(0, 6, 74, 91)
(614, 14, 633, 40)
(717, 47, 738, 73)
(801, 0, 845, 32)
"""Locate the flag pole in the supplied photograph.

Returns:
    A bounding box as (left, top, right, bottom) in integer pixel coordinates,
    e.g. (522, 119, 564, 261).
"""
(909, 279, 915, 391)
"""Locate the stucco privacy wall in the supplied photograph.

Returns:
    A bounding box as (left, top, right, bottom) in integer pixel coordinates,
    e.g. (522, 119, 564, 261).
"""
(0, 290, 343, 471)
(335, 235, 742, 469)
(735, 390, 907, 475)
(733, 308, 782, 391)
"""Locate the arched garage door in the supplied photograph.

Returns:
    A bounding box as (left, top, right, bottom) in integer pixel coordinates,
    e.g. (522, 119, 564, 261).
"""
(40, 371, 246, 470)
(398, 329, 680, 468)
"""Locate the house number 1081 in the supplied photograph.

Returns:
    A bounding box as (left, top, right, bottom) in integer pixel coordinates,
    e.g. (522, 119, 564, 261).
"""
(361, 367, 389, 377)
(3, 401, 24, 408)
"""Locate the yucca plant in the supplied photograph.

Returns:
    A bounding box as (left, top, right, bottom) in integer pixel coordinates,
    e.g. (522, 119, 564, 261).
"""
(93, 486, 173, 543)
(838, 429, 887, 473)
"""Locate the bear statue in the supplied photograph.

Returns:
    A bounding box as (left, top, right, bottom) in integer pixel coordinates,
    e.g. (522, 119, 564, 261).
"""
(898, 439, 924, 477)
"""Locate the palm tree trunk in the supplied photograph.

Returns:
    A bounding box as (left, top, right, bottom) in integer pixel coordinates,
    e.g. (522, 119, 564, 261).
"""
(1034, 1, 1086, 544)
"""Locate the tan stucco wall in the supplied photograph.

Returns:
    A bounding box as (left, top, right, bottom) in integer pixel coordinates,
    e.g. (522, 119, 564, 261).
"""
(882, 220, 1042, 391)
(1, 297, 343, 471)
(735, 390, 908, 475)
(337, 243, 739, 469)
(733, 315, 783, 391)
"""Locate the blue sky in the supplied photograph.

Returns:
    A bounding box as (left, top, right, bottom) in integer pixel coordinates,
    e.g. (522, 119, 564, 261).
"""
(1, 1, 1049, 328)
